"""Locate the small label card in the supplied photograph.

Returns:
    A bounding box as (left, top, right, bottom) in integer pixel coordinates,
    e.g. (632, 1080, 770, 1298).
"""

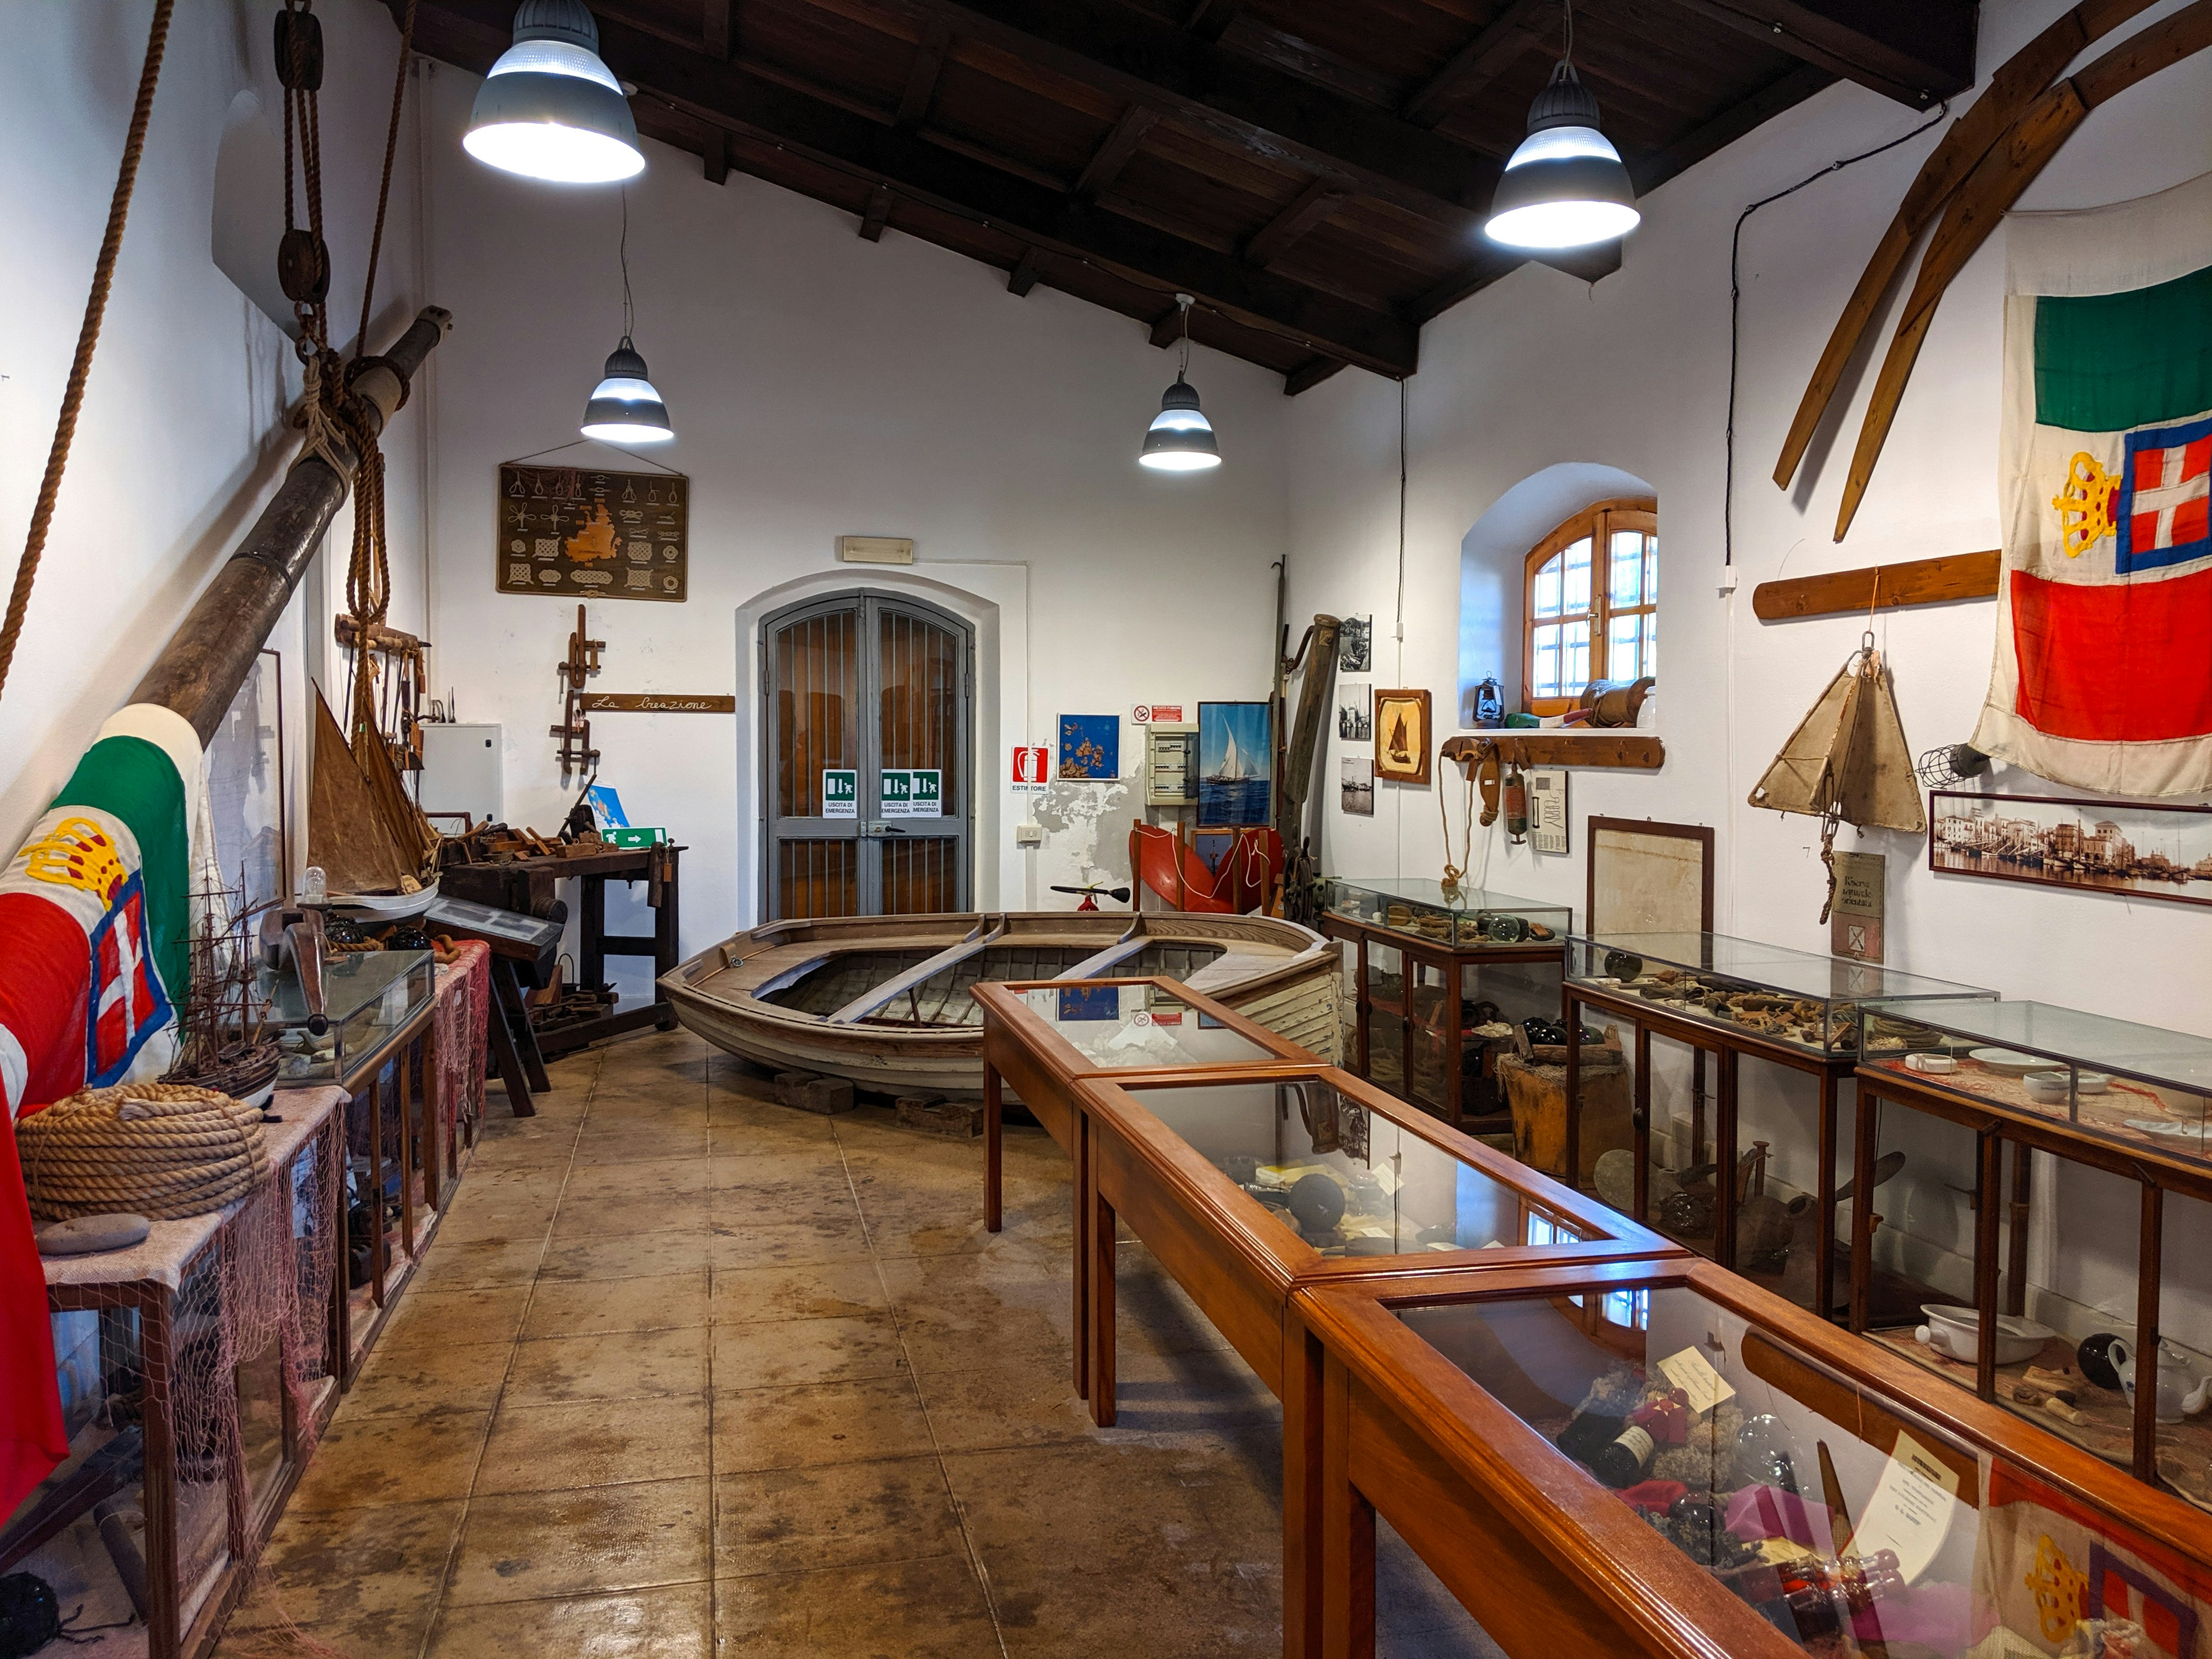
(1849, 1430, 1961, 1584)
(1656, 1347, 1737, 1417)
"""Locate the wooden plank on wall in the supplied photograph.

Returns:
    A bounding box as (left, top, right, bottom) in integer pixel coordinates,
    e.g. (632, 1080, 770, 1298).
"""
(1751, 550, 2000, 622)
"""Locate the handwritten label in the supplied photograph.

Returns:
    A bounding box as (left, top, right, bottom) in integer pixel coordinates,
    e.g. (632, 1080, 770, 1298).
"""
(1656, 1347, 1736, 1417)
(1849, 1430, 1960, 1584)
(578, 693, 737, 713)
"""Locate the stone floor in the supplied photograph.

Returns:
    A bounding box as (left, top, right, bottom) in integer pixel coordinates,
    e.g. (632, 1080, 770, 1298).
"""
(222, 1028, 1490, 1658)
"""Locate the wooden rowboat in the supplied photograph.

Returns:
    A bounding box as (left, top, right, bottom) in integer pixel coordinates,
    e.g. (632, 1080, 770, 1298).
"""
(662, 910, 1343, 1097)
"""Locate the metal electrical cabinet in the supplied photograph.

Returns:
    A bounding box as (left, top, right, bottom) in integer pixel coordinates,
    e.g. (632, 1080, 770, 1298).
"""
(417, 722, 503, 829)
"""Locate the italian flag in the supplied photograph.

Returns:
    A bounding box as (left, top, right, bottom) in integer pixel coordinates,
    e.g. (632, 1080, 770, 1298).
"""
(1974, 169, 2212, 796)
(0, 704, 201, 1522)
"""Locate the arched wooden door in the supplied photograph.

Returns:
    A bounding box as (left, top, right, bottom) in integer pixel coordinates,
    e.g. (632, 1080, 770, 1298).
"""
(761, 591, 974, 919)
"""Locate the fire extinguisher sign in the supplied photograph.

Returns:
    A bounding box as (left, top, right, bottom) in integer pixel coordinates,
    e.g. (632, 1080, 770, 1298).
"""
(1010, 745, 1048, 786)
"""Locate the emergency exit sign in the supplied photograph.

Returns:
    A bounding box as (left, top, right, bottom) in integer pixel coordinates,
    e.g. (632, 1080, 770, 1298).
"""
(879, 769, 942, 818)
(822, 769, 857, 818)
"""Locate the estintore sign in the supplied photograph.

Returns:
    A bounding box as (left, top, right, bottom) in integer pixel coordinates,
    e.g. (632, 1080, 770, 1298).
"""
(1011, 747, 1048, 785)
(497, 464, 688, 602)
(822, 769, 857, 818)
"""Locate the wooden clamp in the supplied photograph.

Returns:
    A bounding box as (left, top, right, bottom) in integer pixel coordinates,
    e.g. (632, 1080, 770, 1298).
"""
(1752, 550, 2000, 622)
(1440, 733, 1665, 771)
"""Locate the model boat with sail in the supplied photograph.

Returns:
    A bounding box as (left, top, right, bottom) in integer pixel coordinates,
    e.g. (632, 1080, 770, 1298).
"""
(662, 909, 1341, 1095)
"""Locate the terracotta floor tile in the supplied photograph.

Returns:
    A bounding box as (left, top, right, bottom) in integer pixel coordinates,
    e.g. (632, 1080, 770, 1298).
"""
(290, 1410, 492, 1511)
(906, 1353, 1103, 1454)
(572, 1125, 711, 1166)
(708, 1213, 874, 1268)
(555, 1188, 712, 1239)
(711, 1377, 936, 1473)
(521, 1270, 712, 1338)
(713, 1457, 962, 1579)
(711, 1313, 907, 1389)
(238, 1497, 463, 1630)
(475, 1394, 713, 1494)
(343, 1337, 514, 1420)
(709, 1260, 888, 1323)
(539, 1228, 714, 1283)
(711, 1554, 999, 1657)
(446, 1477, 712, 1605)
(505, 1326, 710, 1406)
(563, 1155, 713, 1201)
(410, 1233, 546, 1291)
(434, 1182, 565, 1244)
(425, 1581, 712, 1659)
(380, 1282, 534, 1352)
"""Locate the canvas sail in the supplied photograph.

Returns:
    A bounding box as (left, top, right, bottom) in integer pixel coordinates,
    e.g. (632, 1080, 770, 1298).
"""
(1749, 649, 1924, 835)
(307, 685, 410, 895)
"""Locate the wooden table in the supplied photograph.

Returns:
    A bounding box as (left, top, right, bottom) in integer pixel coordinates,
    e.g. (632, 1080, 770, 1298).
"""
(1071, 1062, 1681, 1657)
(1293, 1255, 2212, 1659)
(973, 977, 1319, 1402)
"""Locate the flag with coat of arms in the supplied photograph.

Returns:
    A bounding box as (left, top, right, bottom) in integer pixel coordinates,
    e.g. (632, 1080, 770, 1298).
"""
(0, 704, 203, 1524)
(1973, 168, 2212, 796)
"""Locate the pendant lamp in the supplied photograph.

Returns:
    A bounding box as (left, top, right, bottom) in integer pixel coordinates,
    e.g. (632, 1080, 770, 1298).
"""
(581, 194, 673, 442)
(1483, 1, 1638, 251)
(465, 0, 645, 185)
(1139, 295, 1222, 473)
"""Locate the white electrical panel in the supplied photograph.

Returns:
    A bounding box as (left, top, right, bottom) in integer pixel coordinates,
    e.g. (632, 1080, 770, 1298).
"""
(418, 722, 503, 830)
(1146, 724, 1198, 807)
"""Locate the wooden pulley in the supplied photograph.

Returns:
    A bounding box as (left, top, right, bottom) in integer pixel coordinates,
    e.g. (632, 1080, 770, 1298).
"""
(1473, 743, 1503, 826)
(274, 8, 325, 90)
(278, 227, 330, 305)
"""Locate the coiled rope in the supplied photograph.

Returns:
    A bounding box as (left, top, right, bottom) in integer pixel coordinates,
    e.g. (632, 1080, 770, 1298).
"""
(19, 1082, 269, 1222)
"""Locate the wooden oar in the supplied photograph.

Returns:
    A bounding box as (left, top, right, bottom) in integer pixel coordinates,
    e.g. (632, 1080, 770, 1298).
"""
(1772, 0, 2161, 494)
(1832, 0, 2212, 540)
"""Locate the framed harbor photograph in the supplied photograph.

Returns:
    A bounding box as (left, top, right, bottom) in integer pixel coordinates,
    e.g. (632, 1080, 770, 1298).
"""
(1373, 688, 1431, 785)
(1337, 681, 1370, 742)
(1928, 790, 2212, 909)
(1340, 757, 1374, 816)
(1198, 701, 1271, 826)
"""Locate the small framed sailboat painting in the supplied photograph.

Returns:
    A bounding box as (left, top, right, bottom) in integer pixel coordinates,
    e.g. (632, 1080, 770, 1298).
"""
(1374, 688, 1431, 785)
(1198, 701, 1272, 826)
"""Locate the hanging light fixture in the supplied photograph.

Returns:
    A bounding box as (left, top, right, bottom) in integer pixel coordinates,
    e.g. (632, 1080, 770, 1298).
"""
(581, 192, 673, 442)
(1484, 0, 1639, 251)
(464, 0, 645, 185)
(1139, 295, 1221, 473)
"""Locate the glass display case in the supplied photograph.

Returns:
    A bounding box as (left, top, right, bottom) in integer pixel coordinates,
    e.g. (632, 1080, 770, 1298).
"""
(262, 947, 436, 1084)
(1010, 980, 1293, 1071)
(1294, 1258, 2212, 1659)
(1324, 877, 1569, 949)
(1567, 931, 1994, 1058)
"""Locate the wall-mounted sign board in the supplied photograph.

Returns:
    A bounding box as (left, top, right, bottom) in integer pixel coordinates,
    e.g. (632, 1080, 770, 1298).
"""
(498, 465, 688, 602)
(838, 535, 914, 565)
(578, 693, 737, 713)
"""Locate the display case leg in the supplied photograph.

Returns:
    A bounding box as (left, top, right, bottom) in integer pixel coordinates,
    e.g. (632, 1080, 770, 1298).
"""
(1073, 1108, 1090, 1400)
(983, 1063, 1002, 1234)
(1816, 1072, 1838, 1322)
(2005, 1142, 2032, 1319)
(1974, 1130, 2002, 1400)
(1849, 1093, 1877, 1335)
(1714, 1049, 1740, 1272)
(1282, 1306, 1324, 1659)
(1562, 990, 1582, 1190)
(1320, 1353, 1375, 1659)
(2135, 1182, 2163, 1484)
(1088, 1123, 1117, 1428)
(1631, 1023, 1651, 1223)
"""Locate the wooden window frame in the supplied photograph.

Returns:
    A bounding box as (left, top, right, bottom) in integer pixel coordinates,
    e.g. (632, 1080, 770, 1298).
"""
(1522, 495, 1657, 716)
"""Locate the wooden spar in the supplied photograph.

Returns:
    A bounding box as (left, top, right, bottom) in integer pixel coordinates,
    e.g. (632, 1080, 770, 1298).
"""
(129, 305, 452, 742)
(1752, 550, 2000, 621)
(1831, 0, 2212, 540)
(1770, 0, 2160, 493)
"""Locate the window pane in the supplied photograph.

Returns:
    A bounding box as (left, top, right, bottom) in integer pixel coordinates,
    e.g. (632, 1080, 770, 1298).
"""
(1562, 538, 1592, 615)
(1644, 538, 1657, 603)
(1533, 556, 1562, 619)
(1532, 624, 1561, 699)
(1563, 619, 1589, 693)
(1645, 620, 1656, 681)
(1610, 531, 1643, 605)
(1609, 613, 1640, 679)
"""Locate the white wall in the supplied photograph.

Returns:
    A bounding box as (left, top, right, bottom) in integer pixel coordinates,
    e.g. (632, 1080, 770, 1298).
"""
(0, 0, 431, 883)
(1284, 0, 2212, 1346)
(414, 61, 1292, 965)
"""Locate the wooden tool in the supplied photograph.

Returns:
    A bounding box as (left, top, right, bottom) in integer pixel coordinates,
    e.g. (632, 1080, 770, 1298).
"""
(1752, 551, 2000, 622)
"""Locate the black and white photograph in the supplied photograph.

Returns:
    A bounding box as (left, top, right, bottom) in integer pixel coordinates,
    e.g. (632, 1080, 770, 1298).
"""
(1340, 757, 1375, 815)
(1337, 681, 1371, 742)
(1929, 791, 2212, 909)
(1338, 613, 1371, 673)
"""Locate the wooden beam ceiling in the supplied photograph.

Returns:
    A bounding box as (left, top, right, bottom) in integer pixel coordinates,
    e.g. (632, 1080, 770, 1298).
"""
(1402, 0, 1551, 127)
(1656, 0, 1976, 105)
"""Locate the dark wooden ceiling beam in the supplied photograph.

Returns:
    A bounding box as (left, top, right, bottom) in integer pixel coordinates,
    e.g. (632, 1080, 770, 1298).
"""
(1241, 179, 1345, 266)
(1006, 248, 1042, 295)
(1403, 0, 1551, 127)
(895, 16, 951, 129)
(1148, 302, 1187, 348)
(1652, 0, 1975, 105)
(410, 1, 1420, 375)
(702, 0, 732, 60)
(1631, 60, 1833, 194)
(859, 181, 894, 238)
(1284, 356, 1348, 394)
(1072, 105, 1160, 201)
(1184, 0, 1246, 44)
(704, 127, 731, 183)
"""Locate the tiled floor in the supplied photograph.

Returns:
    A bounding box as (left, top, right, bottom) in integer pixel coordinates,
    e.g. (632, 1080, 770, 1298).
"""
(222, 1029, 1488, 1658)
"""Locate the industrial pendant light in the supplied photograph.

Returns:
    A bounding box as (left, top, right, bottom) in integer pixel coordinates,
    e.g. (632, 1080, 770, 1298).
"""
(1484, 1, 1639, 251)
(581, 192, 673, 442)
(465, 0, 645, 185)
(1139, 295, 1221, 473)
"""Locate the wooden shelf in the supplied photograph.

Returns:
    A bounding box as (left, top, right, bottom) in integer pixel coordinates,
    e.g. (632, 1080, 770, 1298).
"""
(1441, 732, 1664, 770)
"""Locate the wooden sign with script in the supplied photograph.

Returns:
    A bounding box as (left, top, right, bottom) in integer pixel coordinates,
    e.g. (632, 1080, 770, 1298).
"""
(577, 693, 737, 714)
(498, 464, 689, 602)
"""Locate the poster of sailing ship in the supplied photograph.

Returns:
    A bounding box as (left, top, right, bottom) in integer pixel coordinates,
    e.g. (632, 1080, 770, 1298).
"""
(1198, 702, 1272, 826)
(1373, 688, 1431, 785)
(1928, 790, 2212, 909)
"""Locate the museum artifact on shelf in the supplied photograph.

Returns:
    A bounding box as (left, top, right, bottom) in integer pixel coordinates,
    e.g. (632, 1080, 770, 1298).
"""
(1292, 1255, 2212, 1658)
(1565, 932, 1994, 1319)
(1855, 997, 2212, 1503)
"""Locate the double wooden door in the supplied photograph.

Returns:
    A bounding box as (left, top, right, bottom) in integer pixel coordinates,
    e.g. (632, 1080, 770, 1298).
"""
(763, 591, 973, 919)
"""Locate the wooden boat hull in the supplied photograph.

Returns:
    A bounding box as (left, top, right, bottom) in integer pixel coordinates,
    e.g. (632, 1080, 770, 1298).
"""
(662, 910, 1342, 1097)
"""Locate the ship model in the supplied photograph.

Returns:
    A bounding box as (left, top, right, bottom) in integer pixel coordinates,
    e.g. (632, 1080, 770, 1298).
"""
(160, 872, 283, 1106)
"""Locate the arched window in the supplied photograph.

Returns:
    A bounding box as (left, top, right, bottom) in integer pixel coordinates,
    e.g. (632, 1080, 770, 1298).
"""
(1524, 497, 1656, 714)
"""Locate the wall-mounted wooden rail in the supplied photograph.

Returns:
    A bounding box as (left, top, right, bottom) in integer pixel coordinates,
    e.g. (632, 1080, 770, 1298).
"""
(1440, 733, 1665, 770)
(1752, 549, 2000, 623)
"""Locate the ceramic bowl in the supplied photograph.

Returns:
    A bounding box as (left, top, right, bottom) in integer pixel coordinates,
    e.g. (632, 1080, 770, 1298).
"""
(2077, 1073, 2110, 1095)
(2024, 1072, 2070, 1104)
(1904, 1052, 1958, 1074)
(1970, 1047, 2049, 1077)
(1916, 1303, 2055, 1366)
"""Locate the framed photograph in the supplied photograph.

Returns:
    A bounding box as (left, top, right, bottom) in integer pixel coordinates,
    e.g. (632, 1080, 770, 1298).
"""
(1197, 701, 1272, 826)
(1340, 757, 1374, 816)
(1372, 688, 1431, 785)
(1336, 682, 1371, 742)
(1339, 614, 1371, 673)
(1928, 790, 2212, 909)
(497, 463, 688, 602)
(1057, 714, 1120, 779)
(204, 648, 289, 909)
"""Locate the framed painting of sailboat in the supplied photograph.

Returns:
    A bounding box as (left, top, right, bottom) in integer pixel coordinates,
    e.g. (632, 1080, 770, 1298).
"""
(1198, 701, 1272, 826)
(1373, 688, 1431, 785)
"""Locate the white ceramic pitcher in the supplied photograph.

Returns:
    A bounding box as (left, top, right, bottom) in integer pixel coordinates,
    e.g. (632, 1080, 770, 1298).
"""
(2109, 1336, 2212, 1422)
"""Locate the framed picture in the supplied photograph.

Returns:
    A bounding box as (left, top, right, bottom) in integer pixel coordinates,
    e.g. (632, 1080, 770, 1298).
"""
(1372, 688, 1430, 785)
(1928, 790, 2212, 909)
(1197, 701, 1272, 826)
(1340, 757, 1374, 816)
(1057, 714, 1120, 780)
(497, 463, 688, 602)
(1587, 817, 1714, 935)
(1339, 614, 1372, 673)
(1336, 682, 1371, 742)
(205, 648, 290, 909)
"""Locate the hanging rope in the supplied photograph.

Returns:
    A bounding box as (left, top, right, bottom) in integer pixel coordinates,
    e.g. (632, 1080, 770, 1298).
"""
(0, 0, 174, 713)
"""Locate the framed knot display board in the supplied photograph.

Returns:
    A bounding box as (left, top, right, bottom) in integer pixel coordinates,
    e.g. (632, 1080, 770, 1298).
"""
(497, 461, 688, 602)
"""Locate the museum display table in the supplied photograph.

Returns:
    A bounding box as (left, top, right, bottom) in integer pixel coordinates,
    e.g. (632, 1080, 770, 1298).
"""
(1855, 998, 2212, 1498)
(1563, 932, 1992, 1319)
(1319, 878, 1569, 1127)
(973, 977, 1318, 1397)
(1292, 1254, 2212, 1659)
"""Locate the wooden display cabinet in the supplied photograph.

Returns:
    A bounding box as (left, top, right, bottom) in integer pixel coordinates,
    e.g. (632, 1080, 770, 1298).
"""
(1292, 1255, 2212, 1659)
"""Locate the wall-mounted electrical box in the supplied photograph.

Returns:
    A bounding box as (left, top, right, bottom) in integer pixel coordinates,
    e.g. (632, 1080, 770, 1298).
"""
(1146, 724, 1198, 807)
(418, 722, 503, 830)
